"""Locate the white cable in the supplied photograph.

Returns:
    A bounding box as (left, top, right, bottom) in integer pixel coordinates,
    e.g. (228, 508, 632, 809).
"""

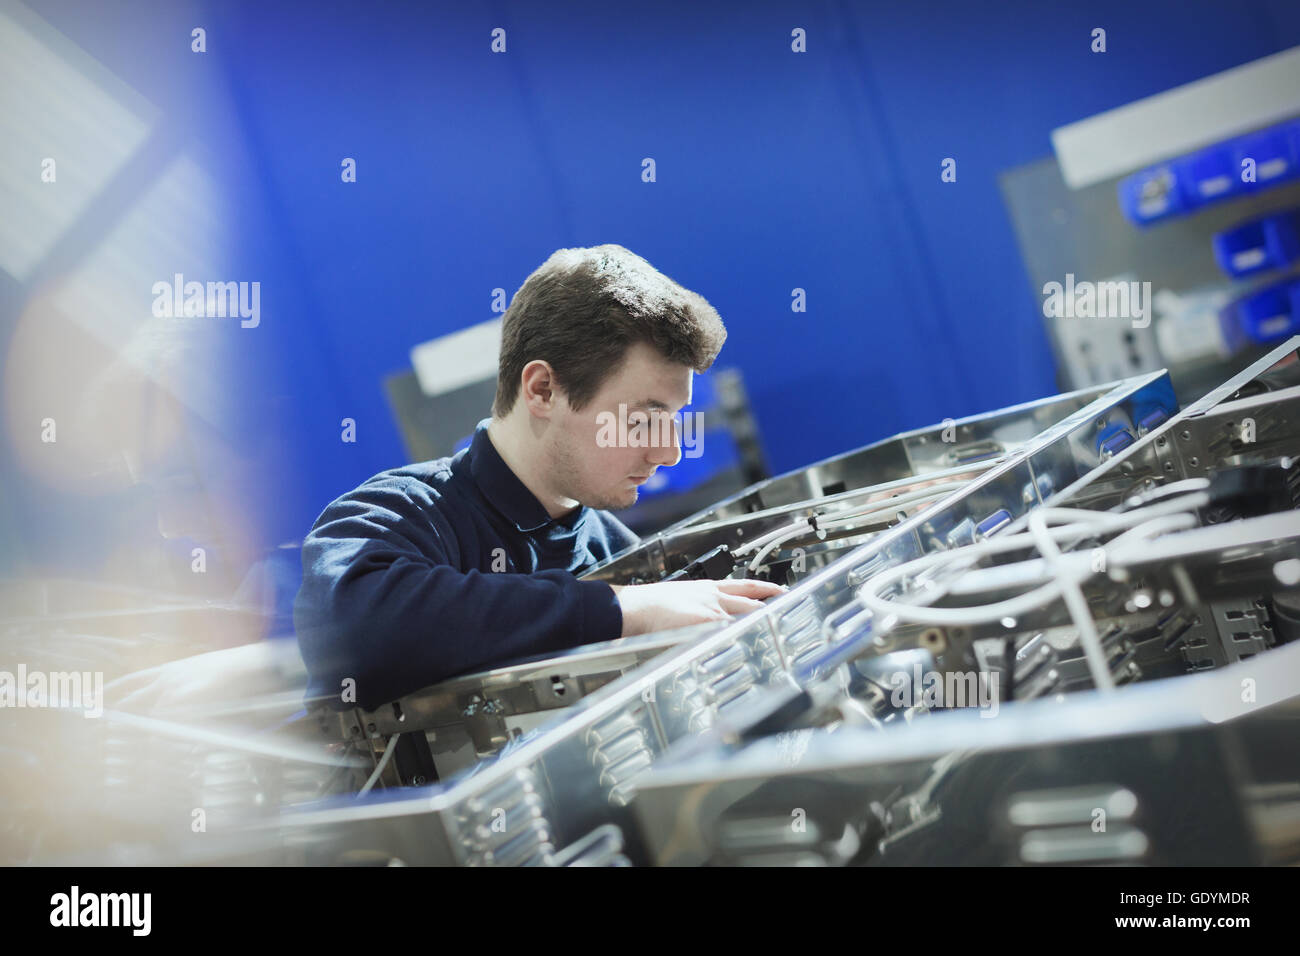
(1027, 509, 1112, 691)
(732, 518, 809, 560)
(816, 491, 952, 527)
(747, 506, 907, 574)
(1031, 506, 1202, 693)
(1104, 512, 1200, 559)
(855, 513, 1177, 625)
(732, 481, 970, 559)
(357, 732, 401, 797)
(1122, 477, 1211, 510)
(743, 485, 963, 571)
(855, 512, 1119, 621)
(855, 493, 1209, 633)
(748, 526, 815, 573)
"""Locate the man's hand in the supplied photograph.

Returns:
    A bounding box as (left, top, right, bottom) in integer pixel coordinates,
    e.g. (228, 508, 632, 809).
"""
(610, 579, 788, 636)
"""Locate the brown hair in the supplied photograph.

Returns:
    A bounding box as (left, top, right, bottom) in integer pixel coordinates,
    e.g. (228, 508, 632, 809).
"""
(492, 244, 727, 417)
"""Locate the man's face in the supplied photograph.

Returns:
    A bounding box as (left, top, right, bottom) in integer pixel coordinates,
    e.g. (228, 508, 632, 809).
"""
(549, 341, 692, 511)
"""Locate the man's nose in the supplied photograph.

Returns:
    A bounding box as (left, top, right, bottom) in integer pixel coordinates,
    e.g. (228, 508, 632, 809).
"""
(648, 418, 682, 467)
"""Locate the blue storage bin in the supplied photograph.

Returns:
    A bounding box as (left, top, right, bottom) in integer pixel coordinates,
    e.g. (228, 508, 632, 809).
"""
(1233, 126, 1298, 190)
(1213, 210, 1300, 278)
(1219, 278, 1297, 352)
(1179, 143, 1244, 206)
(1118, 164, 1187, 225)
(1118, 119, 1300, 226)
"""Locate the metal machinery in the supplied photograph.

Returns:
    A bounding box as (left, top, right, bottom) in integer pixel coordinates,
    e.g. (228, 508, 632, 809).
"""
(268, 363, 1204, 865)
(273, 341, 1300, 866)
(629, 342, 1300, 866)
(26, 343, 1300, 866)
(310, 376, 1135, 784)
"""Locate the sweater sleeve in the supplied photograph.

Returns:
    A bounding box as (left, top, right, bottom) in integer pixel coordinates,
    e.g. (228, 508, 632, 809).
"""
(293, 479, 623, 709)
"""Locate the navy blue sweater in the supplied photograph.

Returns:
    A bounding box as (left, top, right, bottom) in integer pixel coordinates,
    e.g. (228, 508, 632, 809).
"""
(294, 420, 639, 709)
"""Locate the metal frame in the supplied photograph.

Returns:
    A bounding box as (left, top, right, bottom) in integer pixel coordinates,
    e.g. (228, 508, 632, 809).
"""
(280, 368, 1177, 865)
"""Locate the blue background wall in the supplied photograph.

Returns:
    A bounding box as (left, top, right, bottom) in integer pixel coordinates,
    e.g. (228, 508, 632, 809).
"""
(10, 0, 1300, 571)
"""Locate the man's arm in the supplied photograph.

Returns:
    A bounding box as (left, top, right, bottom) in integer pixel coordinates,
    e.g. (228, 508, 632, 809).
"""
(295, 479, 786, 710)
(294, 480, 622, 709)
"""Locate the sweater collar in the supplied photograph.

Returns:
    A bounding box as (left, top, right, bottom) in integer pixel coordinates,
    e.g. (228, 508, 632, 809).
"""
(468, 420, 585, 533)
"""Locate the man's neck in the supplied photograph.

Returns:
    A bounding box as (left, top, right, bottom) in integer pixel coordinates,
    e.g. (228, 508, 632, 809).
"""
(486, 416, 581, 521)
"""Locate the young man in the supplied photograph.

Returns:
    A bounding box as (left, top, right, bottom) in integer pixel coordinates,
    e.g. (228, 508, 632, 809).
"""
(295, 244, 783, 710)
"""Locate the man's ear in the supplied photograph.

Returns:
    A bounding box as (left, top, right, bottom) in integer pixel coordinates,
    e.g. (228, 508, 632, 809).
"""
(519, 360, 557, 416)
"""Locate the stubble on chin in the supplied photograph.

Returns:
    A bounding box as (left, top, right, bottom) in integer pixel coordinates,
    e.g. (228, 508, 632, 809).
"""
(586, 487, 637, 512)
